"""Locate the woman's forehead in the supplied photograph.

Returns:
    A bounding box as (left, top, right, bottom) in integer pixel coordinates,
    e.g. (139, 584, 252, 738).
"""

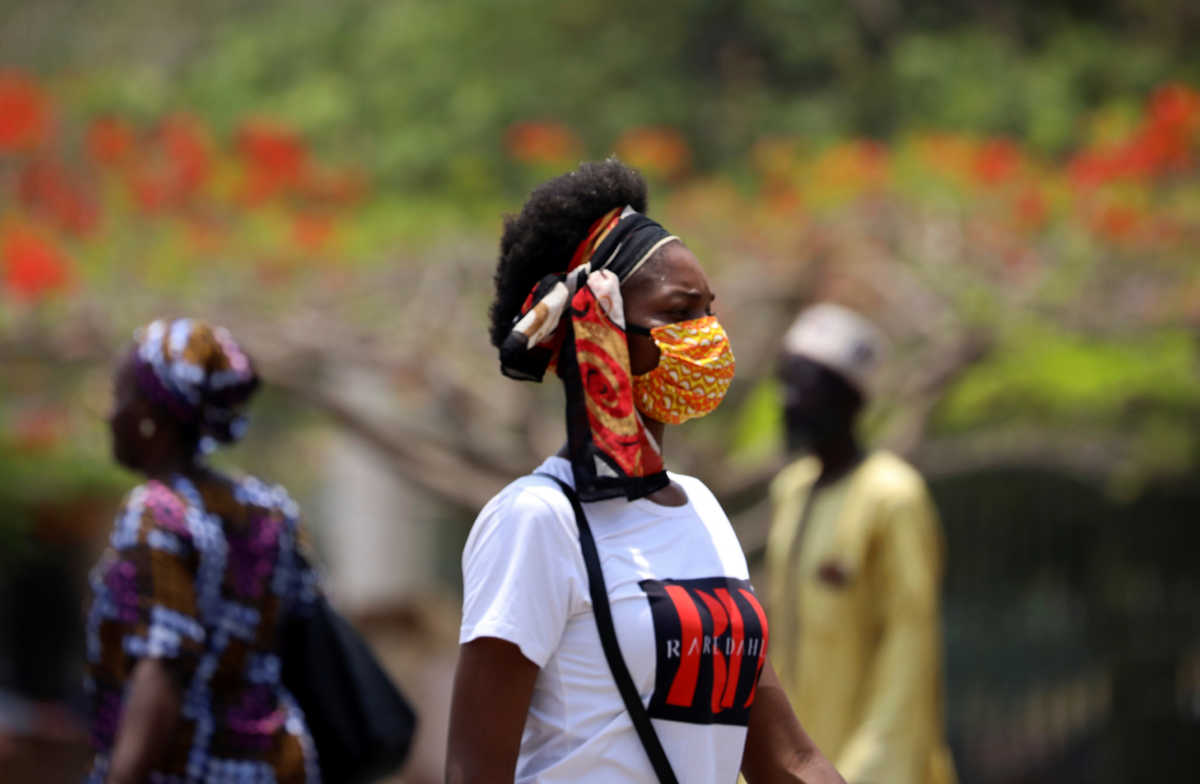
(627, 241, 710, 294)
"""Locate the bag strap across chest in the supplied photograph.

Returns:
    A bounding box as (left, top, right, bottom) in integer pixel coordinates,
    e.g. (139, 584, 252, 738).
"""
(536, 473, 680, 784)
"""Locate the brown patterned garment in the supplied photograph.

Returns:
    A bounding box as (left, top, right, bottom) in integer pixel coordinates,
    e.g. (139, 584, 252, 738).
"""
(85, 471, 321, 783)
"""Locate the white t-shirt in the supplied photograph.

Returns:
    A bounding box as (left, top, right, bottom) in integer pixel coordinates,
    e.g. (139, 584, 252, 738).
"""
(460, 457, 769, 784)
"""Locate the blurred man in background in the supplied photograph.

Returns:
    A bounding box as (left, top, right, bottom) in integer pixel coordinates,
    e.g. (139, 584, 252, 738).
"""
(766, 303, 956, 784)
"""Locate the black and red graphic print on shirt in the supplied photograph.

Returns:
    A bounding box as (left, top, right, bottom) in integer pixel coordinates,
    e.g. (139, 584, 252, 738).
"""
(638, 577, 769, 726)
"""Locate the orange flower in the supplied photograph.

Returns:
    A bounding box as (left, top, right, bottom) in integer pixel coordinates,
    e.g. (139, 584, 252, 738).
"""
(1067, 150, 1115, 188)
(1148, 83, 1200, 137)
(915, 133, 976, 182)
(121, 115, 213, 212)
(86, 116, 135, 166)
(17, 159, 100, 236)
(240, 120, 308, 177)
(292, 212, 335, 251)
(505, 121, 583, 165)
(1013, 187, 1048, 231)
(1136, 83, 1199, 174)
(751, 137, 802, 181)
(127, 172, 171, 213)
(1070, 84, 1200, 188)
(762, 183, 803, 216)
(160, 115, 212, 196)
(0, 71, 50, 152)
(809, 140, 889, 197)
(2, 225, 72, 301)
(237, 119, 310, 204)
(1094, 203, 1141, 240)
(973, 139, 1023, 186)
(614, 126, 692, 181)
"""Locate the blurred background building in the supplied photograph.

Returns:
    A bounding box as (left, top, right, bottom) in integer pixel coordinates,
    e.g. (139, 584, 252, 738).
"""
(0, 1, 1197, 782)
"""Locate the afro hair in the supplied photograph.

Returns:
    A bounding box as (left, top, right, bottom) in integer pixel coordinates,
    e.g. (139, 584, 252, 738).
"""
(488, 158, 648, 348)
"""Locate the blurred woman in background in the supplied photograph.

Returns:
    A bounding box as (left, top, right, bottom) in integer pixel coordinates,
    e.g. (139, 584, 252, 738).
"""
(446, 159, 844, 783)
(85, 318, 320, 784)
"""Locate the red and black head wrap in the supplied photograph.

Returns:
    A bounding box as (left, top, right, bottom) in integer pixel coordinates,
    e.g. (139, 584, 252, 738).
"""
(499, 207, 678, 500)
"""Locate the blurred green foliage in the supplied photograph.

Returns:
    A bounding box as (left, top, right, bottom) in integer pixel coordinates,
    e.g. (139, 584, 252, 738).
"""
(937, 327, 1200, 494)
(938, 328, 1198, 430)
(8, 0, 1200, 203)
(0, 440, 128, 561)
(729, 377, 785, 467)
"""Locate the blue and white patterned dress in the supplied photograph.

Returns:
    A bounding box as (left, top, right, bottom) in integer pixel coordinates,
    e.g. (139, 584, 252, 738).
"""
(85, 471, 321, 783)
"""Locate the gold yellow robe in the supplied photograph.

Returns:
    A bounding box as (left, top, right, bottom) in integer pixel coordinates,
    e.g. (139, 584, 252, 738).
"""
(766, 452, 956, 784)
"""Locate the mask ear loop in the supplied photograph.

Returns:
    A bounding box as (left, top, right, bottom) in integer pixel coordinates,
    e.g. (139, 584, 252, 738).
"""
(625, 321, 662, 380)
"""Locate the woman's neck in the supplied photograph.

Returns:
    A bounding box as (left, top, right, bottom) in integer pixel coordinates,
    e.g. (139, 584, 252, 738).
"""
(144, 454, 206, 482)
(814, 432, 863, 487)
(643, 418, 666, 453)
(554, 417, 685, 506)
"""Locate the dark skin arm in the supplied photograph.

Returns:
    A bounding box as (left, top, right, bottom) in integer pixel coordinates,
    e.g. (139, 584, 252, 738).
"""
(445, 637, 540, 784)
(447, 640, 843, 784)
(742, 660, 847, 784)
(106, 658, 182, 784)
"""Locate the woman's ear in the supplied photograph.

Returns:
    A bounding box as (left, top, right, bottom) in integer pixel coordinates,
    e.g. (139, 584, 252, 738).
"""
(626, 329, 661, 376)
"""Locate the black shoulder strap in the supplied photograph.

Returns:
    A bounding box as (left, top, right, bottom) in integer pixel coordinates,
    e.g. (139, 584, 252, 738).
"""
(536, 473, 679, 784)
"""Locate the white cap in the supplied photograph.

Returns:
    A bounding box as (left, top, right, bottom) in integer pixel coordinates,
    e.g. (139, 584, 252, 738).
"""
(781, 303, 885, 398)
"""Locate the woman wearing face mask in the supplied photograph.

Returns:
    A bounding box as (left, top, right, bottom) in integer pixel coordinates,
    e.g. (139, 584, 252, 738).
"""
(85, 319, 320, 784)
(446, 160, 844, 784)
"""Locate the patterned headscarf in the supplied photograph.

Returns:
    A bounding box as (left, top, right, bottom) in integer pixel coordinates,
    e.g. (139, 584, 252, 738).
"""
(132, 318, 259, 449)
(500, 206, 679, 501)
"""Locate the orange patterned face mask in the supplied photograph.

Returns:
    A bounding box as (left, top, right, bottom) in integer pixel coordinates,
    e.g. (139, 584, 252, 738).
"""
(630, 316, 735, 424)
